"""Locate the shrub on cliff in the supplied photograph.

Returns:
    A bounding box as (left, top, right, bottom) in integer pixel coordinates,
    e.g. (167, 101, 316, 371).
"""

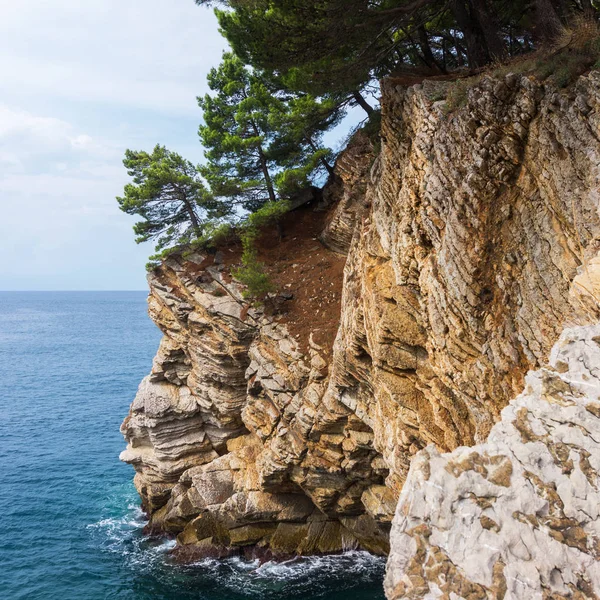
(233, 199, 291, 300)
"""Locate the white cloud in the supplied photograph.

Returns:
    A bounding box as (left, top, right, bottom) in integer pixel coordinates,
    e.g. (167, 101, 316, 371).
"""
(0, 105, 122, 177)
(0, 106, 72, 153)
(0, 103, 142, 289)
(71, 134, 94, 150)
(0, 106, 68, 138)
(0, 150, 23, 172)
(0, 2, 224, 289)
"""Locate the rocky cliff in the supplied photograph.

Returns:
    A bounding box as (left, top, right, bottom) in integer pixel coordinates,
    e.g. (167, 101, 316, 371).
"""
(121, 70, 600, 594)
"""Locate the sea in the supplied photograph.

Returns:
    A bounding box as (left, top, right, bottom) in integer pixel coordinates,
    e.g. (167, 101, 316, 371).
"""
(0, 292, 386, 600)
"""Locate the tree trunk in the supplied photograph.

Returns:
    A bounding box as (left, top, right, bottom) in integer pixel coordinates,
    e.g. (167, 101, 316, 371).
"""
(352, 90, 374, 116)
(305, 136, 335, 177)
(471, 0, 505, 60)
(258, 146, 277, 204)
(451, 0, 488, 67)
(534, 0, 565, 43)
(320, 157, 336, 178)
(418, 25, 446, 73)
(183, 200, 201, 233)
(450, 0, 504, 68)
(172, 182, 201, 234)
(250, 119, 277, 204)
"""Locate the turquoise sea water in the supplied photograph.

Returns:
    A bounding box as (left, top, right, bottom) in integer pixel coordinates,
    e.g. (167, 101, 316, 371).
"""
(0, 292, 385, 600)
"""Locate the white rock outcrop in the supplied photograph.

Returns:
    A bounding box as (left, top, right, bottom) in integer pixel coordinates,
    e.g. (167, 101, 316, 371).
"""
(386, 325, 600, 599)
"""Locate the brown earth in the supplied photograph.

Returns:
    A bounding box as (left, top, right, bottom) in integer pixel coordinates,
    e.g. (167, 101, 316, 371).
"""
(217, 202, 347, 357)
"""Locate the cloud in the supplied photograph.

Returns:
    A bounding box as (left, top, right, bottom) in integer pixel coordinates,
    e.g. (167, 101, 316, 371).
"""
(0, 106, 69, 139)
(0, 103, 142, 289)
(0, 1, 364, 291)
(0, 105, 121, 176)
(0, 1, 226, 115)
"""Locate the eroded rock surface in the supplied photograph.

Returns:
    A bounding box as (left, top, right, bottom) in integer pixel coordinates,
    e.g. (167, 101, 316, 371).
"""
(121, 250, 390, 556)
(385, 325, 600, 599)
(329, 72, 600, 497)
(122, 70, 600, 576)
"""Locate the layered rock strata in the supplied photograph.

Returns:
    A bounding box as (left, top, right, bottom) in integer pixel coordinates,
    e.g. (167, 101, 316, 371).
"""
(121, 250, 390, 556)
(329, 72, 600, 497)
(122, 70, 600, 575)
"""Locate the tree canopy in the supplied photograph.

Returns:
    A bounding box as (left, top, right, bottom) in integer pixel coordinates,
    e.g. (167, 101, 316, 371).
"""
(269, 94, 342, 195)
(117, 145, 224, 253)
(198, 52, 341, 209)
(196, 0, 599, 100)
(198, 52, 281, 212)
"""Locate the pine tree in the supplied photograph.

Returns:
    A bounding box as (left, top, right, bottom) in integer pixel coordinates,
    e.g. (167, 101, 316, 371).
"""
(213, 0, 386, 112)
(269, 94, 342, 196)
(198, 53, 281, 212)
(199, 53, 343, 208)
(196, 0, 598, 86)
(117, 145, 222, 253)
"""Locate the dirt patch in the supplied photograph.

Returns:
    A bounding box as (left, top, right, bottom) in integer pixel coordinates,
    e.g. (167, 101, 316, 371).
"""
(219, 203, 347, 358)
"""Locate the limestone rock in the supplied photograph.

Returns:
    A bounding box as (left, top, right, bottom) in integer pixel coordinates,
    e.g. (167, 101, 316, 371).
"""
(320, 129, 376, 254)
(121, 71, 600, 574)
(326, 72, 600, 495)
(385, 325, 600, 599)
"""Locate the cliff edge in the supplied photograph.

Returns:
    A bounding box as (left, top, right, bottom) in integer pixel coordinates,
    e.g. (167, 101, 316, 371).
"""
(121, 70, 600, 594)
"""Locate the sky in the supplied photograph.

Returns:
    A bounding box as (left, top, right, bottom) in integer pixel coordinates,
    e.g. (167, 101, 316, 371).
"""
(0, 1, 364, 291)
(0, 0, 224, 291)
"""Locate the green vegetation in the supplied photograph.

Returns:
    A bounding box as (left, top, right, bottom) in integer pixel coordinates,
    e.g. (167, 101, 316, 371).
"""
(198, 53, 280, 212)
(443, 76, 478, 112)
(441, 17, 600, 114)
(233, 200, 291, 299)
(116, 145, 229, 270)
(191, 221, 236, 252)
(198, 53, 339, 210)
(209, 0, 383, 112)
(269, 94, 341, 196)
(119, 56, 337, 284)
(197, 0, 600, 101)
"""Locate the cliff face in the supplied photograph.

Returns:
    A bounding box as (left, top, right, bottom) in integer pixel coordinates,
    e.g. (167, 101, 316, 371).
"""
(120, 134, 392, 556)
(331, 73, 600, 497)
(121, 71, 600, 591)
